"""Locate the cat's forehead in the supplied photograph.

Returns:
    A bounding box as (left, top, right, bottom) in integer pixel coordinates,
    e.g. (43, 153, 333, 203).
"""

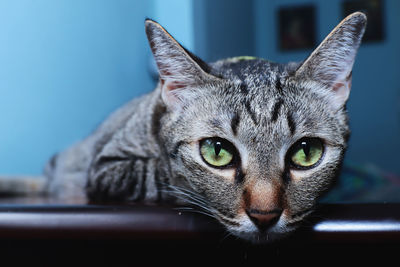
(209, 57, 300, 88)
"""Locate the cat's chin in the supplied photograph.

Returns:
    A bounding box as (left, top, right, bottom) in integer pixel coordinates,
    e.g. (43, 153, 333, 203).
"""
(224, 217, 297, 244)
(230, 228, 295, 244)
(228, 227, 295, 244)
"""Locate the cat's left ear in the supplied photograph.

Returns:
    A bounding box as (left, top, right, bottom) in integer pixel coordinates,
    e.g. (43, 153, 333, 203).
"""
(145, 19, 219, 110)
(293, 12, 367, 110)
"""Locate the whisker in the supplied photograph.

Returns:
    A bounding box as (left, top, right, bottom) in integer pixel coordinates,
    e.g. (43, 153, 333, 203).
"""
(173, 206, 194, 211)
(161, 189, 211, 211)
(287, 209, 314, 227)
(174, 206, 215, 218)
(171, 187, 209, 205)
(160, 183, 242, 227)
(215, 212, 241, 227)
(219, 231, 234, 244)
(166, 185, 206, 203)
(160, 184, 217, 216)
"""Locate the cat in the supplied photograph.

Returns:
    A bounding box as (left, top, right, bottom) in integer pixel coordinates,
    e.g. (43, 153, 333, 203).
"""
(1, 12, 366, 243)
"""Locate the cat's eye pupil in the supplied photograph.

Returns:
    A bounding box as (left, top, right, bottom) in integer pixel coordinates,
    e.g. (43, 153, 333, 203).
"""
(214, 142, 222, 156)
(301, 141, 310, 157)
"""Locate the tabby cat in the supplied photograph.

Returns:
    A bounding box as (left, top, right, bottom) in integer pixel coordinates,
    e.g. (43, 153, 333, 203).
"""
(3, 12, 366, 243)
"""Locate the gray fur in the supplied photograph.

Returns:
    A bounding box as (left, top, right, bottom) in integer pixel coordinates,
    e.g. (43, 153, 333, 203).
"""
(8, 13, 366, 243)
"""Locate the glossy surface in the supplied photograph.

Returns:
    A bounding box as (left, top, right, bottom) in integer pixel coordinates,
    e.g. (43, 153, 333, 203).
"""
(0, 199, 399, 264)
(0, 200, 399, 242)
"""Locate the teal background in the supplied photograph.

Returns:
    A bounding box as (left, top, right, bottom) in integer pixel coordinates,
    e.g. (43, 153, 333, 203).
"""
(0, 0, 193, 174)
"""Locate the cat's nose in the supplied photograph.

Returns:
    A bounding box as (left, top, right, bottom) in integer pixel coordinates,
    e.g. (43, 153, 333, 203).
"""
(246, 208, 282, 231)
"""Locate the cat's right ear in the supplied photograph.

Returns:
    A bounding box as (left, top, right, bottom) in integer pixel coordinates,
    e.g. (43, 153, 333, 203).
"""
(145, 19, 218, 110)
(292, 12, 367, 110)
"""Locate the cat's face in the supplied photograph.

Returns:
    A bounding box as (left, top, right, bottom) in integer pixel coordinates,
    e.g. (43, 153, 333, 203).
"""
(146, 12, 366, 242)
(160, 68, 349, 242)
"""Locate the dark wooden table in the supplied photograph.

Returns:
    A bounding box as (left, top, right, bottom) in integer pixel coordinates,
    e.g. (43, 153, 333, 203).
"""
(0, 197, 399, 265)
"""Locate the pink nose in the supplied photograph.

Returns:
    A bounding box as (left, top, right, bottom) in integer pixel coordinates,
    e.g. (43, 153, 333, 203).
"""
(246, 208, 282, 231)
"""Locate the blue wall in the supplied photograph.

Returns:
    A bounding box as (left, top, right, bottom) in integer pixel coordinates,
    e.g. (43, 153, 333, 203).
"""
(0, 0, 156, 174)
(193, 0, 255, 61)
(0, 0, 195, 175)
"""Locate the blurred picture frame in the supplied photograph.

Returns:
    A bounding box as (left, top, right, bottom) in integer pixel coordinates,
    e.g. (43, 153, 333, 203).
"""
(278, 5, 316, 51)
(342, 0, 384, 42)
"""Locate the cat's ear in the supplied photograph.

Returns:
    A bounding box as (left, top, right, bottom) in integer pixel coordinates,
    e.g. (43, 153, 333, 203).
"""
(145, 19, 217, 110)
(293, 12, 367, 110)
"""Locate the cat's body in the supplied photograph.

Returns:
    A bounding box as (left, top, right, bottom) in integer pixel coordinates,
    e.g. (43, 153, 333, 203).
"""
(2, 13, 366, 243)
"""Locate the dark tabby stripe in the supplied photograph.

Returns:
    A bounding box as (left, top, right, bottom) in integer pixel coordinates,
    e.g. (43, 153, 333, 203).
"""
(113, 165, 132, 195)
(128, 159, 146, 201)
(239, 83, 248, 94)
(94, 156, 129, 168)
(153, 166, 163, 202)
(137, 161, 148, 201)
(275, 77, 283, 92)
(245, 100, 258, 125)
(281, 168, 291, 186)
(209, 118, 224, 132)
(170, 140, 187, 159)
(91, 171, 108, 200)
(235, 166, 245, 184)
(127, 160, 140, 199)
(230, 112, 240, 136)
(286, 112, 296, 135)
(271, 98, 284, 122)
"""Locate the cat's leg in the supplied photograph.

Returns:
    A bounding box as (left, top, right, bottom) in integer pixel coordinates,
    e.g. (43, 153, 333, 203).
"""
(44, 139, 94, 202)
(86, 154, 163, 203)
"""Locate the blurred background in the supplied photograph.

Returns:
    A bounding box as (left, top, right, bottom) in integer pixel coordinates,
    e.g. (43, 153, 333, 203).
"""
(0, 0, 399, 202)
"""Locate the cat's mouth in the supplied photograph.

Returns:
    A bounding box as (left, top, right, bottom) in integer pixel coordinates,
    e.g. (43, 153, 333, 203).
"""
(218, 209, 313, 243)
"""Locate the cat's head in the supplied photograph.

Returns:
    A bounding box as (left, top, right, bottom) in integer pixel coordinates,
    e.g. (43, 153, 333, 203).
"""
(145, 12, 366, 243)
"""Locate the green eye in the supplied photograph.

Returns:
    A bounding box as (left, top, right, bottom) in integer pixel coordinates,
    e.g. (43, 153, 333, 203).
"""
(200, 138, 235, 167)
(290, 138, 324, 169)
